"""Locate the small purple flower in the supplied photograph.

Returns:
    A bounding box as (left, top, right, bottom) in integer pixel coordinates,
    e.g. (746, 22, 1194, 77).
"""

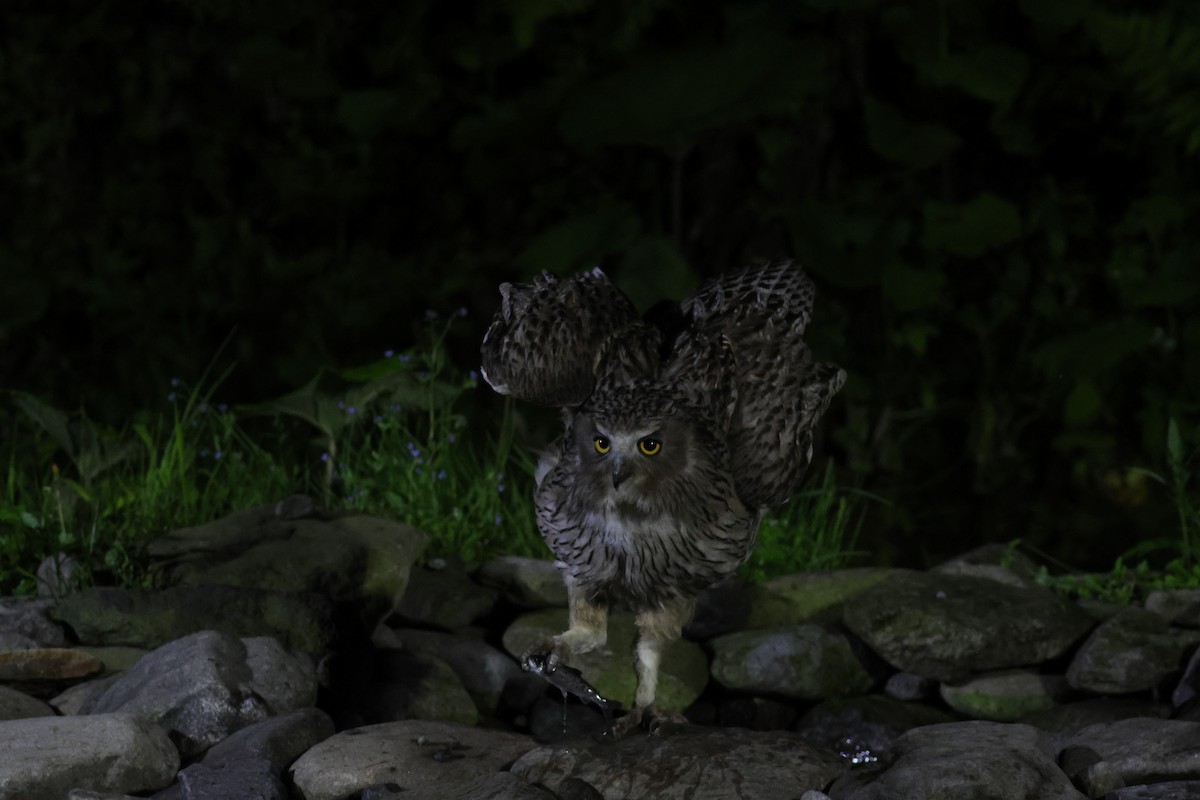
(457, 306, 468, 318)
(337, 400, 346, 410)
(493, 514, 503, 525)
(398, 354, 411, 363)
(346, 406, 357, 415)
(167, 392, 177, 403)
(321, 452, 330, 462)
(384, 349, 395, 358)
(447, 433, 457, 444)
(198, 447, 210, 458)
(170, 377, 181, 387)
(468, 370, 479, 383)
(436, 469, 447, 480)
(214, 451, 223, 460)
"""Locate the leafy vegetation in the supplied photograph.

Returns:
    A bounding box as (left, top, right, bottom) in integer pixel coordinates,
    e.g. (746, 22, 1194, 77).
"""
(2, 317, 863, 594)
(2, 0, 1198, 574)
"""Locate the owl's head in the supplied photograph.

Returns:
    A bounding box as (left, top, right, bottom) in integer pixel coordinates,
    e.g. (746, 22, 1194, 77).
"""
(571, 381, 718, 503)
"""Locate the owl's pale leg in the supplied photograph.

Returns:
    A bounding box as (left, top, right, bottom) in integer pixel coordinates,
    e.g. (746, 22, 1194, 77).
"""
(549, 589, 609, 667)
(613, 594, 696, 736)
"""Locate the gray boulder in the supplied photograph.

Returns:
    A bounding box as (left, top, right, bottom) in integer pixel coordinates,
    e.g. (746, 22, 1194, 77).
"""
(392, 563, 498, 629)
(511, 724, 846, 800)
(745, 568, 905, 629)
(939, 669, 1069, 721)
(149, 503, 428, 631)
(1020, 697, 1170, 737)
(828, 721, 1086, 800)
(475, 557, 568, 608)
(288, 719, 535, 800)
(199, 707, 335, 773)
(0, 684, 55, 721)
(1145, 589, 1200, 628)
(1061, 718, 1200, 785)
(377, 626, 523, 713)
(0, 596, 69, 646)
(795, 694, 957, 759)
(709, 625, 875, 700)
(0, 712, 178, 797)
(177, 757, 286, 800)
(52, 583, 335, 653)
(1066, 608, 1200, 694)
(80, 630, 315, 758)
(843, 571, 1096, 682)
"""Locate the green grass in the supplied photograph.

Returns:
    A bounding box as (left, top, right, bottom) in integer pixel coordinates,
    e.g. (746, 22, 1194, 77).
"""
(739, 462, 869, 582)
(0, 317, 543, 595)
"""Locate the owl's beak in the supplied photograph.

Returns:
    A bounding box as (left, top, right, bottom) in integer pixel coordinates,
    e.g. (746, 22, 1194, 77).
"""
(611, 458, 629, 490)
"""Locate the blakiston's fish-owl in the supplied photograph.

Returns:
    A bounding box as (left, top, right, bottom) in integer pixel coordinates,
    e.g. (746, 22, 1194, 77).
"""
(480, 261, 845, 734)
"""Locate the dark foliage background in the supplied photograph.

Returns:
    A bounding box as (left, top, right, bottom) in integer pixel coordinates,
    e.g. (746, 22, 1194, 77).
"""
(3, 0, 1198, 569)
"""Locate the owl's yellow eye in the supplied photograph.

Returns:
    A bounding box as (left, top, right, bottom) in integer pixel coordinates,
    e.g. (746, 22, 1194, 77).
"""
(638, 438, 662, 456)
(594, 436, 611, 454)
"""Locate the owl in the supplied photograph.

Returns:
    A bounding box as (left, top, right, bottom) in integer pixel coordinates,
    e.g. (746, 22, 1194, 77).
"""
(481, 261, 845, 734)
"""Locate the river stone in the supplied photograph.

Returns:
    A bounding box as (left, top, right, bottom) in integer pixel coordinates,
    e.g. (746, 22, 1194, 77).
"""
(0, 646, 103, 682)
(0, 684, 55, 720)
(829, 721, 1086, 800)
(80, 630, 312, 758)
(795, 694, 956, 759)
(511, 724, 845, 800)
(939, 669, 1069, 721)
(149, 505, 427, 630)
(1020, 697, 1170, 737)
(378, 627, 523, 713)
(476, 556, 569, 608)
(1106, 782, 1200, 800)
(709, 625, 874, 700)
(1173, 646, 1200, 709)
(745, 568, 906, 629)
(392, 563, 498, 629)
(1066, 608, 1200, 694)
(1061, 718, 1200, 784)
(68, 791, 145, 800)
(0, 712, 178, 797)
(199, 707, 335, 773)
(178, 757, 286, 800)
(502, 608, 708, 713)
(842, 571, 1096, 682)
(0, 596, 70, 646)
(52, 583, 335, 653)
(1145, 588, 1200, 628)
(288, 720, 535, 800)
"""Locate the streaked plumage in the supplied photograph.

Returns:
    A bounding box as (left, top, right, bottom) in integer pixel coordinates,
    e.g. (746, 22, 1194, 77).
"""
(481, 260, 845, 733)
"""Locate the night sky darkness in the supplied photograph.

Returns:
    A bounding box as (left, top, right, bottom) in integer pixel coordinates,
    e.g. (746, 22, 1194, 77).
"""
(2, 1, 1198, 569)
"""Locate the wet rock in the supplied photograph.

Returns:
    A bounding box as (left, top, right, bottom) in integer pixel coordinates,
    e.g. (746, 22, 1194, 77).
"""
(744, 568, 902, 629)
(511, 724, 845, 800)
(0, 646, 102, 683)
(502, 608, 707, 714)
(288, 720, 534, 800)
(77, 645, 150, 674)
(392, 563, 497, 629)
(795, 694, 956, 760)
(932, 543, 1042, 588)
(1066, 608, 1200, 694)
(37, 552, 82, 597)
(939, 669, 1069, 721)
(148, 505, 427, 631)
(0, 596, 70, 646)
(1019, 696, 1169, 737)
(1105, 782, 1200, 799)
(52, 583, 335, 653)
(1145, 589, 1200, 628)
(331, 648, 479, 728)
(709, 625, 874, 700)
(476, 557, 568, 608)
(1172, 645, 1200, 709)
(243, 636, 319, 713)
(686, 578, 755, 639)
(0, 684, 55, 720)
(68, 790, 145, 800)
(0, 712, 178, 797)
(528, 692, 613, 742)
(843, 572, 1096, 682)
(177, 757, 287, 800)
(80, 630, 313, 758)
(199, 707, 335, 772)
(52, 674, 122, 715)
(1061, 718, 1200, 785)
(828, 721, 1085, 800)
(882, 671, 936, 702)
(713, 695, 799, 731)
(377, 627, 522, 714)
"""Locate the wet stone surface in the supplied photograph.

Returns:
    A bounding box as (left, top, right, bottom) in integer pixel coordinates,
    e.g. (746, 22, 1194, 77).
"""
(0, 507, 1198, 798)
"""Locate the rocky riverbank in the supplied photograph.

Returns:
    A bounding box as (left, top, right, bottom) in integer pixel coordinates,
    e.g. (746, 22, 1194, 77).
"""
(2, 497, 1199, 799)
